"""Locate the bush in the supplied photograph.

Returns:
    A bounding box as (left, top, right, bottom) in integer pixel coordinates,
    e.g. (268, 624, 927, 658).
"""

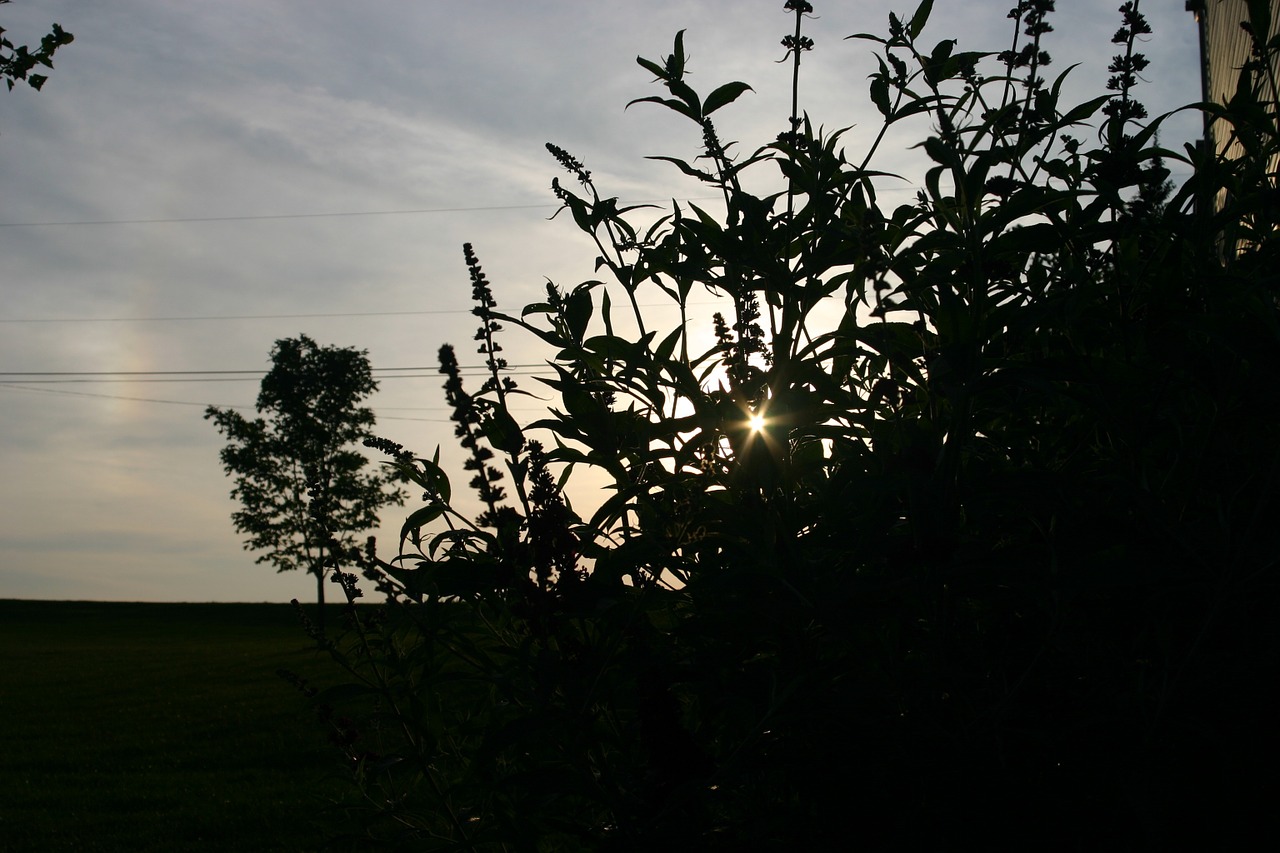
(305, 1, 1279, 848)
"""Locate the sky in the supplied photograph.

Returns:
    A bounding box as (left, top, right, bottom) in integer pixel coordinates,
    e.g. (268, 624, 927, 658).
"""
(0, 1, 1204, 603)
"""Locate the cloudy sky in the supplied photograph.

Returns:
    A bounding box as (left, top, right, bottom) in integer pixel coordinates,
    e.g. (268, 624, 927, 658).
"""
(1, 1, 1202, 603)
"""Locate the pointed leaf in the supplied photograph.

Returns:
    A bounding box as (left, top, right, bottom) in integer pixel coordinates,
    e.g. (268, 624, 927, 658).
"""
(870, 65, 892, 117)
(646, 155, 717, 182)
(654, 326, 683, 364)
(908, 0, 934, 39)
(400, 504, 445, 549)
(564, 288, 594, 343)
(480, 406, 525, 454)
(626, 95, 700, 122)
(636, 55, 667, 79)
(703, 81, 753, 116)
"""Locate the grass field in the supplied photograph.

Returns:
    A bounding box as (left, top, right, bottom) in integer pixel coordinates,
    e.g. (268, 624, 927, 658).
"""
(0, 599, 355, 852)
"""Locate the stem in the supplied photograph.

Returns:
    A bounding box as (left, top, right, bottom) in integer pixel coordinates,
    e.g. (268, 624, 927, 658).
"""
(785, 5, 804, 226)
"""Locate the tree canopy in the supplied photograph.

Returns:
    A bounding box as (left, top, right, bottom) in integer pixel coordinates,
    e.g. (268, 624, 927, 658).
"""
(1, 1, 73, 94)
(206, 335, 404, 627)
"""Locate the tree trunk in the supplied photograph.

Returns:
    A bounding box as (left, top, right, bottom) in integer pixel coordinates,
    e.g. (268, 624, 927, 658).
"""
(315, 567, 325, 635)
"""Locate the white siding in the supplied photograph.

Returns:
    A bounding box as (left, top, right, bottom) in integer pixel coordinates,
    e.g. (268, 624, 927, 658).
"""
(1198, 0, 1279, 162)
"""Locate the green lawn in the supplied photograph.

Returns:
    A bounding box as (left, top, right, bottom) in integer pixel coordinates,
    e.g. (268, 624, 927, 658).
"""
(0, 600, 353, 852)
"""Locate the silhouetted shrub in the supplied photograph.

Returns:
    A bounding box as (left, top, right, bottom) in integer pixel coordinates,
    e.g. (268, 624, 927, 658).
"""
(309, 2, 1279, 848)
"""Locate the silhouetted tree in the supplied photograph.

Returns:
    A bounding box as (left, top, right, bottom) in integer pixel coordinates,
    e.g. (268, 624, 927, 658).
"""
(1, 1, 73, 95)
(206, 335, 404, 629)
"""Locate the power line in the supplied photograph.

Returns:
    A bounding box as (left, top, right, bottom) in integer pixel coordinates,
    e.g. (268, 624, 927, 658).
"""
(0, 377, 265, 384)
(0, 197, 725, 229)
(0, 364, 545, 377)
(0, 187, 928, 230)
(0, 382, 240, 408)
(0, 372, 549, 384)
(0, 382, 547, 422)
(0, 308, 476, 324)
(0, 202, 557, 228)
(0, 299, 723, 325)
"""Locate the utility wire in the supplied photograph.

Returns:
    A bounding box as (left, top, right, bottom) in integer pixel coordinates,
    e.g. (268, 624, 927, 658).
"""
(0, 298, 721, 325)
(0, 183, 931, 229)
(0, 382, 548, 422)
(0, 364, 545, 377)
(0, 197, 726, 229)
(0, 202, 561, 228)
(0, 186, 924, 230)
(0, 372, 549, 384)
(0, 382, 225, 407)
(0, 309, 478, 324)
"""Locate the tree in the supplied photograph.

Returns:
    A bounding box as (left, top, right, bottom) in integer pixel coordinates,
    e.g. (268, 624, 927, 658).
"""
(299, 1, 1279, 848)
(206, 335, 404, 629)
(1, 1, 74, 94)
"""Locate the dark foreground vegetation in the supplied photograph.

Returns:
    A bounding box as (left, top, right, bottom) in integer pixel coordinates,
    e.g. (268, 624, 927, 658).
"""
(0, 600, 344, 852)
(261, 1, 1279, 849)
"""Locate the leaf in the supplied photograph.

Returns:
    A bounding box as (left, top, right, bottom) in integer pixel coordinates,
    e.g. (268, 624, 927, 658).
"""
(667, 79, 703, 119)
(400, 503, 445, 549)
(646, 155, 717, 182)
(636, 55, 668, 80)
(703, 81, 753, 116)
(870, 64, 892, 117)
(923, 136, 951, 166)
(426, 559, 509, 597)
(908, 0, 934, 39)
(654, 326, 683, 364)
(669, 29, 687, 78)
(480, 405, 525, 454)
(428, 528, 497, 558)
(844, 32, 888, 45)
(583, 334, 635, 360)
(924, 39, 956, 84)
(1061, 94, 1110, 126)
(895, 95, 944, 120)
(626, 95, 700, 122)
(564, 287, 594, 343)
(401, 454, 451, 504)
(856, 322, 930, 384)
(929, 39, 955, 66)
(521, 302, 554, 318)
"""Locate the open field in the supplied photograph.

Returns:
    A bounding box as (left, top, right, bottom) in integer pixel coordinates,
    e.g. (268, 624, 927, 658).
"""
(0, 600, 353, 851)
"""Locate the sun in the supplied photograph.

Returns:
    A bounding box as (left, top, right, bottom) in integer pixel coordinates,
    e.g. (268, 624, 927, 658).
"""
(748, 413, 766, 434)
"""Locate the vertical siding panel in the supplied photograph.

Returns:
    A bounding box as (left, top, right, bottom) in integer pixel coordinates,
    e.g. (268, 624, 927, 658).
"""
(1202, 0, 1279, 165)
